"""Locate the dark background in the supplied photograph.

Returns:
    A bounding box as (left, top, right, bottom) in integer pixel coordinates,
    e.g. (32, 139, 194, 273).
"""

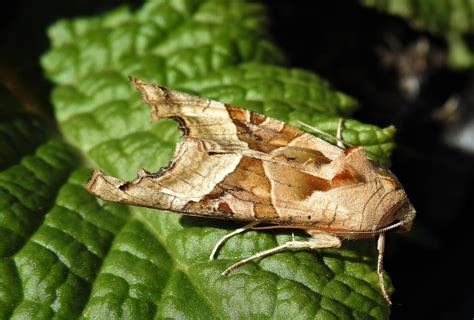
(2, 1, 473, 319)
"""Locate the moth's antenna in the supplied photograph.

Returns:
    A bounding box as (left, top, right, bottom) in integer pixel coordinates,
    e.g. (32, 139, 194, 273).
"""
(296, 120, 386, 164)
(336, 118, 345, 149)
(372, 220, 406, 233)
(296, 120, 354, 149)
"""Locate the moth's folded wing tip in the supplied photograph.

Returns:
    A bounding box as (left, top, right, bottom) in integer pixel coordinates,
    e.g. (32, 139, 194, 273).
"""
(86, 169, 104, 191)
(85, 169, 126, 202)
(129, 76, 147, 91)
(129, 78, 167, 103)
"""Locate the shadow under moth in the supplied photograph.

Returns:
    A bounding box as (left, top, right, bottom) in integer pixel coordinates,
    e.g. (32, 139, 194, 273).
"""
(87, 78, 416, 305)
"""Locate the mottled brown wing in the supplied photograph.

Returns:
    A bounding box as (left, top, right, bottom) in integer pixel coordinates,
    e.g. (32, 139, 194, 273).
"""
(87, 79, 412, 232)
(129, 78, 343, 165)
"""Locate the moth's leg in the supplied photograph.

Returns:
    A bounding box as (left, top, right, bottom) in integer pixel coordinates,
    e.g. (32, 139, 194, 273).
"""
(209, 221, 260, 260)
(377, 233, 392, 305)
(222, 232, 341, 276)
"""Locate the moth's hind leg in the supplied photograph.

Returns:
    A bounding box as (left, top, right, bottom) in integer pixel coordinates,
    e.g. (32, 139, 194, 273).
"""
(221, 232, 341, 276)
(209, 221, 260, 260)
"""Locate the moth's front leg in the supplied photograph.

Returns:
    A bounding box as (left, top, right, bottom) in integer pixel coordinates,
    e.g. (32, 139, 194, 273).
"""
(221, 232, 341, 276)
(209, 221, 260, 260)
(377, 233, 392, 305)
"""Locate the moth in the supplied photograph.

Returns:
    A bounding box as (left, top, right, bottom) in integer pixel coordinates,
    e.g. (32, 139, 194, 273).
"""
(87, 78, 416, 304)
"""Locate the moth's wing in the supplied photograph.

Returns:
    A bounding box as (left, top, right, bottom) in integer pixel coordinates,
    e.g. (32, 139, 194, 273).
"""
(130, 78, 344, 165)
(86, 139, 321, 224)
(87, 79, 367, 228)
(87, 141, 372, 231)
(86, 139, 246, 217)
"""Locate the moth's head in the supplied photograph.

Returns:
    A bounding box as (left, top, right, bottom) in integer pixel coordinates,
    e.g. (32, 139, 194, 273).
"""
(375, 198, 415, 235)
(371, 162, 416, 233)
(375, 179, 416, 233)
(333, 146, 416, 234)
(393, 201, 416, 233)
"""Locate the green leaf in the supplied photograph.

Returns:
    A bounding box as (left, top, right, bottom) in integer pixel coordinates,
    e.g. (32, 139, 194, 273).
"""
(1, 0, 398, 319)
(360, 0, 474, 69)
(5, 169, 128, 319)
(0, 92, 80, 318)
(0, 86, 48, 171)
(0, 139, 79, 257)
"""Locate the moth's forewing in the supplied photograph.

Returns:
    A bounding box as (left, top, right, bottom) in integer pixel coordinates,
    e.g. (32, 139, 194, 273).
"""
(87, 79, 415, 235)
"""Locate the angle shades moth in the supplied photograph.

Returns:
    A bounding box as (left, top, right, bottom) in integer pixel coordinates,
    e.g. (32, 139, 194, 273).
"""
(86, 78, 416, 304)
